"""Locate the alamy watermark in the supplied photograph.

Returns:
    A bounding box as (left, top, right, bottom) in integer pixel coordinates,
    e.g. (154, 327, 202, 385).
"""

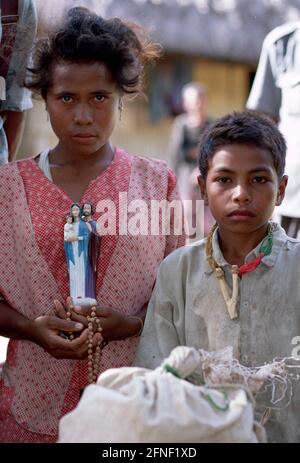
(291, 336, 300, 360)
(94, 193, 204, 242)
(0, 77, 6, 101)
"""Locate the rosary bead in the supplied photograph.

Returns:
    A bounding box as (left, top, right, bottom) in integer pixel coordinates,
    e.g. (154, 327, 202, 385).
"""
(87, 307, 103, 383)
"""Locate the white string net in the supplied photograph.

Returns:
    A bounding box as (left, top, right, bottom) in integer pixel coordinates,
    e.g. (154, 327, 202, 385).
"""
(160, 346, 300, 410)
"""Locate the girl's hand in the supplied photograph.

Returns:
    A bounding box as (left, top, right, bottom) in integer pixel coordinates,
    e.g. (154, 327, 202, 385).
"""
(27, 298, 100, 360)
(54, 297, 88, 328)
(29, 315, 91, 359)
(73, 305, 143, 342)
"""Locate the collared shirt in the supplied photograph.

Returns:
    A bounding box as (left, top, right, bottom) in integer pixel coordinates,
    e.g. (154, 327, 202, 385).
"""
(0, 0, 37, 165)
(247, 22, 300, 218)
(135, 223, 300, 443)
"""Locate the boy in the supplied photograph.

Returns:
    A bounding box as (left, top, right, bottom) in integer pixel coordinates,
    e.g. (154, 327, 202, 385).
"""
(135, 111, 300, 443)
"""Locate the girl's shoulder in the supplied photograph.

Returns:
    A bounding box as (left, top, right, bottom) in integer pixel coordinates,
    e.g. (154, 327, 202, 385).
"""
(117, 148, 173, 186)
(117, 147, 168, 171)
(0, 158, 32, 178)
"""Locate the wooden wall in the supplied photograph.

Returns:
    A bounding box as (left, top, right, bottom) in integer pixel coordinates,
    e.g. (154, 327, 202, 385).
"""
(193, 58, 253, 117)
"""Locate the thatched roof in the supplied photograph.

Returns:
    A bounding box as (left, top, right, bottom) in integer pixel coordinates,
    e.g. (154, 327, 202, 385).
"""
(36, 0, 300, 63)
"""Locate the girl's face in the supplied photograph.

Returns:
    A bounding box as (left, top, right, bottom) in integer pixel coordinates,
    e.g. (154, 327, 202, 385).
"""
(66, 216, 73, 224)
(46, 61, 119, 157)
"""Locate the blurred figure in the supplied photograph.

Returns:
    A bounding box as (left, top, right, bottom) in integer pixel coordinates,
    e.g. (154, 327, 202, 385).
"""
(168, 82, 213, 236)
(247, 22, 300, 238)
(168, 82, 210, 191)
(0, 0, 37, 164)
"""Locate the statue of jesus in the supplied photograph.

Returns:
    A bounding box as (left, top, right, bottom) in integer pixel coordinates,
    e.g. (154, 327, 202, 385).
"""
(64, 202, 101, 306)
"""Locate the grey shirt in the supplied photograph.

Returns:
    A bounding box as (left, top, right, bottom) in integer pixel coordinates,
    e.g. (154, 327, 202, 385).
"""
(247, 22, 300, 218)
(135, 224, 300, 442)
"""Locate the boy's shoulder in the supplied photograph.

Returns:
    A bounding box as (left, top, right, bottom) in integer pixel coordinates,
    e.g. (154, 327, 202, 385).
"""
(269, 229, 300, 275)
(284, 235, 300, 254)
(161, 238, 207, 270)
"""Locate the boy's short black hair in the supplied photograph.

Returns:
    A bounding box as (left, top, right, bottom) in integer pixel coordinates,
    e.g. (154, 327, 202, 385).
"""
(198, 111, 286, 179)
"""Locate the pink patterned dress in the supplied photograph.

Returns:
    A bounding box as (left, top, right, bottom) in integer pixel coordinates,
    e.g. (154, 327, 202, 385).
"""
(0, 147, 185, 442)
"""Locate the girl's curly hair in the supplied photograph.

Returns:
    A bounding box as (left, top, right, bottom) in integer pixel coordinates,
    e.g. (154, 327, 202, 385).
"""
(26, 7, 161, 99)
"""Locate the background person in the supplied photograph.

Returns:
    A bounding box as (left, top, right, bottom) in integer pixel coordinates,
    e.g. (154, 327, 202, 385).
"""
(168, 82, 213, 237)
(247, 21, 300, 238)
(0, 0, 37, 164)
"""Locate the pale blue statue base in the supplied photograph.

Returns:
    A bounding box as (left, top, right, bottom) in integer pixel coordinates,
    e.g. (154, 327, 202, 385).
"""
(72, 297, 97, 307)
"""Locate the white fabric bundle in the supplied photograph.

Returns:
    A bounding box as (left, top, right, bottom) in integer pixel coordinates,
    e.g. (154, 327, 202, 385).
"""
(58, 346, 266, 443)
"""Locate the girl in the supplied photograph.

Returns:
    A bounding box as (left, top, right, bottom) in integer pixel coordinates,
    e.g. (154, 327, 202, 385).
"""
(0, 7, 185, 442)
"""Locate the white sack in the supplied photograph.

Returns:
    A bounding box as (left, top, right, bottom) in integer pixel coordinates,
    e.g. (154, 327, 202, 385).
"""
(58, 346, 265, 443)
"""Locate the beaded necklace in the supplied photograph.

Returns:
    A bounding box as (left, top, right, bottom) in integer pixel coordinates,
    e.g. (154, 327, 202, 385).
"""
(205, 222, 275, 320)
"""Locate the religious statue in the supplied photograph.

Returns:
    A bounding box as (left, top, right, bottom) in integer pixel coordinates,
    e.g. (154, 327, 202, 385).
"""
(64, 202, 101, 306)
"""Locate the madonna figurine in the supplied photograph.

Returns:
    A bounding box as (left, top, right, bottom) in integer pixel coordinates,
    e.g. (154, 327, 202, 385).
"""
(64, 202, 100, 306)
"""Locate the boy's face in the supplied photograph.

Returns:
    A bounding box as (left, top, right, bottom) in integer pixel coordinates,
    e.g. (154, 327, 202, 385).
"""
(198, 143, 288, 235)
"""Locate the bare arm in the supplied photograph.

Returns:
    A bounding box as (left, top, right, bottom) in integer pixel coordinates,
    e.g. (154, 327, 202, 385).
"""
(2, 111, 26, 161)
(0, 300, 33, 341)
